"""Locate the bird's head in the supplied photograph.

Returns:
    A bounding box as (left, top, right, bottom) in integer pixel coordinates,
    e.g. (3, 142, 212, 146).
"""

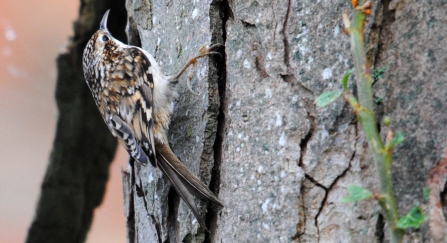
(83, 10, 125, 93)
(89, 10, 116, 54)
(83, 10, 121, 68)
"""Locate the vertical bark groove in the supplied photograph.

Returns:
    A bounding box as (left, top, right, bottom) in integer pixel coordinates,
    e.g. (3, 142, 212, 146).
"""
(204, 0, 230, 241)
(280, 0, 293, 83)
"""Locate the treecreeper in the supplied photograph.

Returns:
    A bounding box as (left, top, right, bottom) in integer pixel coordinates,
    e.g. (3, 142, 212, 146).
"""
(82, 10, 223, 227)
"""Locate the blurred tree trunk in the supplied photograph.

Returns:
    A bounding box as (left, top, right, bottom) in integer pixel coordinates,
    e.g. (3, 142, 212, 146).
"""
(25, 1, 127, 243)
(123, 0, 447, 242)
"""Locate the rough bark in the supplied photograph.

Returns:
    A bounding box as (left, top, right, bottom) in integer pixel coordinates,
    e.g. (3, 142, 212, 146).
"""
(127, 0, 447, 242)
(124, 0, 447, 242)
(25, 1, 127, 242)
(372, 1, 447, 241)
(122, 0, 224, 241)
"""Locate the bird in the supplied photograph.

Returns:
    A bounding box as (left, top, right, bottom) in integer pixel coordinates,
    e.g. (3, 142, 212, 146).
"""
(82, 10, 223, 227)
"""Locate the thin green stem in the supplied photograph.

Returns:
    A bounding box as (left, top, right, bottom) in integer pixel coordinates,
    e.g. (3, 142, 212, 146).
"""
(348, 2, 404, 242)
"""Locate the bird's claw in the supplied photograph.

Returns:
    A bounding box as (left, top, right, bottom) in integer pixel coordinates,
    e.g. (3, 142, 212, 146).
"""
(185, 43, 224, 95)
(196, 43, 224, 58)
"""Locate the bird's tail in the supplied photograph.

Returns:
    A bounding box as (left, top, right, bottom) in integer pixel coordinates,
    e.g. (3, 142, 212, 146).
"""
(155, 143, 223, 226)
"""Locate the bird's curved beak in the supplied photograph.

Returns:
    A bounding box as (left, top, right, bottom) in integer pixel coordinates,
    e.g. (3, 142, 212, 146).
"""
(100, 10, 110, 32)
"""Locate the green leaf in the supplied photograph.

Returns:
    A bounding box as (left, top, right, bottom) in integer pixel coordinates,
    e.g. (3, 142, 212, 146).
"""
(397, 206, 426, 229)
(262, 144, 269, 152)
(341, 70, 353, 90)
(423, 187, 430, 203)
(315, 90, 343, 107)
(391, 131, 405, 146)
(375, 96, 383, 104)
(177, 43, 183, 58)
(371, 67, 387, 80)
(340, 185, 374, 203)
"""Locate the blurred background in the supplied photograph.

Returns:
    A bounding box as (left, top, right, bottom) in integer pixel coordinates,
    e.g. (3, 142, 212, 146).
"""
(0, 1, 126, 242)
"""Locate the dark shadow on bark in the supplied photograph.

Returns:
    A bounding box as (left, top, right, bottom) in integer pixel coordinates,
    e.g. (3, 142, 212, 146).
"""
(26, 1, 127, 243)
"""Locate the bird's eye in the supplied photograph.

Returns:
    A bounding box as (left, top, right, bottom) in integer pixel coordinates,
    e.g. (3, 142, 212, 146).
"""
(102, 35, 109, 42)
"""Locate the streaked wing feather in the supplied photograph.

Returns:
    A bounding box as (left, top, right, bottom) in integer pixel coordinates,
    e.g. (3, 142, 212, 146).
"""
(107, 114, 150, 164)
(133, 84, 156, 163)
(118, 47, 157, 165)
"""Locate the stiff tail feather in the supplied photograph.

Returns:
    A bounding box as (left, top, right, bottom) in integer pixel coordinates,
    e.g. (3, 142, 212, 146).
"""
(155, 143, 223, 226)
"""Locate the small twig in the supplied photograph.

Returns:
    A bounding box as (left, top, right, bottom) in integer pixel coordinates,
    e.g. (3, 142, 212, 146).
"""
(346, 1, 404, 242)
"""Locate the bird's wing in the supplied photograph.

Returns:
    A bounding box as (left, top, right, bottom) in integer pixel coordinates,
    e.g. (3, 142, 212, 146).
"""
(108, 46, 157, 165)
(126, 83, 156, 165)
(106, 113, 151, 165)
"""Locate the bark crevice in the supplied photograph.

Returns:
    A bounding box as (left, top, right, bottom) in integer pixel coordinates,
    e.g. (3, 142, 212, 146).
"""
(167, 187, 180, 243)
(313, 130, 357, 242)
(375, 213, 385, 243)
(280, 0, 293, 83)
(298, 112, 316, 168)
(204, 0, 229, 240)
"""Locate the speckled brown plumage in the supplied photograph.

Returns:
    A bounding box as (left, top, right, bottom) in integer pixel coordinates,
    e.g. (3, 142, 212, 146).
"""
(82, 10, 223, 227)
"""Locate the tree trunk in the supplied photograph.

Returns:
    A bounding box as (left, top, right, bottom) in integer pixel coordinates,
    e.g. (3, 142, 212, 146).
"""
(124, 0, 447, 242)
(32, 0, 447, 242)
(26, 1, 127, 242)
